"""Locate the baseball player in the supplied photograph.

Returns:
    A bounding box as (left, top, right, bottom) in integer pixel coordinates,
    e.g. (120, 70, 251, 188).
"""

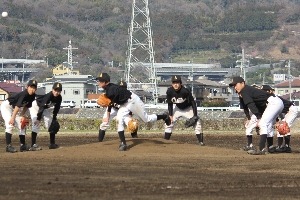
(241, 84, 262, 151)
(96, 73, 169, 151)
(28, 82, 62, 150)
(98, 80, 139, 142)
(229, 77, 284, 155)
(0, 80, 37, 153)
(261, 85, 298, 153)
(163, 75, 204, 145)
(240, 84, 261, 151)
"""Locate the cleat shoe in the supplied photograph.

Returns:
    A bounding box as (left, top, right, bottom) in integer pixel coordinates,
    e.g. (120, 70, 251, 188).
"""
(275, 146, 286, 153)
(6, 145, 17, 153)
(49, 144, 59, 149)
(276, 145, 292, 153)
(285, 146, 292, 153)
(242, 145, 256, 151)
(247, 148, 267, 155)
(20, 144, 30, 152)
(119, 142, 127, 151)
(268, 145, 276, 153)
(29, 144, 42, 151)
(198, 142, 205, 146)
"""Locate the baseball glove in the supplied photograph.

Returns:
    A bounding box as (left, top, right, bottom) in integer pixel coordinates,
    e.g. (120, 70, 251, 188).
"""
(276, 121, 290, 135)
(48, 120, 60, 134)
(185, 116, 199, 128)
(97, 94, 112, 107)
(20, 117, 29, 129)
(255, 127, 260, 135)
(127, 118, 138, 133)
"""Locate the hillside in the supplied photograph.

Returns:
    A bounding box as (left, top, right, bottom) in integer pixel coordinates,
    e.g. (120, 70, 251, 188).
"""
(1, 0, 300, 82)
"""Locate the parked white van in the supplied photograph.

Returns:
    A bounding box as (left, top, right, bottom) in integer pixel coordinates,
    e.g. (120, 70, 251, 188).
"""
(61, 100, 76, 108)
(81, 100, 100, 108)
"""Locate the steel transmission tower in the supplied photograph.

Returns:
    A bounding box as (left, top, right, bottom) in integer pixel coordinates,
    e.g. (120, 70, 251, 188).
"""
(125, 0, 158, 104)
(63, 40, 78, 74)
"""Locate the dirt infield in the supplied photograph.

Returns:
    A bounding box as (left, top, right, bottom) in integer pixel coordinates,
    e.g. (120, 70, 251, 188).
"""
(1, 131, 300, 200)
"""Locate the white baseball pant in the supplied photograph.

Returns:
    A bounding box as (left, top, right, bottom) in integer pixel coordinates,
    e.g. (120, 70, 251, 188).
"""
(0, 100, 26, 135)
(277, 105, 298, 137)
(245, 115, 258, 136)
(99, 107, 133, 131)
(164, 106, 202, 134)
(258, 96, 284, 137)
(28, 100, 53, 133)
(116, 93, 157, 132)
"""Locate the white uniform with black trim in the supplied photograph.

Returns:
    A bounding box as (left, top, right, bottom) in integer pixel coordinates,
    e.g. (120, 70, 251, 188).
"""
(100, 107, 133, 131)
(245, 114, 258, 136)
(104, 83, 158, 132)
(29, 92, 62, 133)
(276, 97, 298, 137)
(1, 100, 26, 135)
(0, 90, 36, 135)
(164, 85, 202, 134)
(240, 86, 284, 137)
(29, 101, 53, 133)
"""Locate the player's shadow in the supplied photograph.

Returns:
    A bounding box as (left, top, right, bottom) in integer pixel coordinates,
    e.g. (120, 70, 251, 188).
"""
(126, 138, 177, 150)
(291, 149, 300, 154)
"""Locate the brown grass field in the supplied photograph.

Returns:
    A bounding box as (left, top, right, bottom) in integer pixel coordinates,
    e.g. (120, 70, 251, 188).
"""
(1, 126, 300, 199)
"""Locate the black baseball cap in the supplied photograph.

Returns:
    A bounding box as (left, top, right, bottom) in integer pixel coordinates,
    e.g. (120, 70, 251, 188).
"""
(52, 82, 62, 91)
(251, 84, 260, 89)
(118, 80, 127, 88)
(171, 75, 181, 83)
(27, 80, 38, 87)
(229, 77, 245, 87)
(95, 73, 110, 82)
(261, 85, 274, 91)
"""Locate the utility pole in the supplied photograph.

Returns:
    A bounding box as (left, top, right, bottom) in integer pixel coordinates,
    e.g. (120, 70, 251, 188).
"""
(288, 60, 292, 101)
(63, 40, 78, 74)
(22, 50, 28, 83)
(192, 59, 194, 97)
(1, 12, 8, 77)
(125, 0, 158, 104)
(236, 48, 251, 82)
(188, 59, 194, 98)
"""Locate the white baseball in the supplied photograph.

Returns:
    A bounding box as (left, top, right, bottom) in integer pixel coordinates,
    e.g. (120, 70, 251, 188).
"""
(2, 12, 8, 18)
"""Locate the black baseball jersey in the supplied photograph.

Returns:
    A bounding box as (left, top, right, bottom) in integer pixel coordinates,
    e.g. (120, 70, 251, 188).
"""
(166, 85, 197, 116)
(7, 90, 36, 108)
(104, 83, 132, 105)
(278, 96, 293, 114)
(239, 85, 273, 120)
(35, 92, 62, 120)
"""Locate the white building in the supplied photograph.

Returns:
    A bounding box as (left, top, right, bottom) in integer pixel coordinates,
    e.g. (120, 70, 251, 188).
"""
(42, 75, 98, 108)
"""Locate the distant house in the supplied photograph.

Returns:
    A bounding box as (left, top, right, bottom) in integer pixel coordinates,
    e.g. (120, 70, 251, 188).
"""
(0, 82, 23, 104)
(41, 75, 98, 108)
(274, 78, 300, 96)
(280, 91, 300, 107)
(52, 64, 80, 76)
(158, 76, 233, 105)
(196, 78, 231, 101)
